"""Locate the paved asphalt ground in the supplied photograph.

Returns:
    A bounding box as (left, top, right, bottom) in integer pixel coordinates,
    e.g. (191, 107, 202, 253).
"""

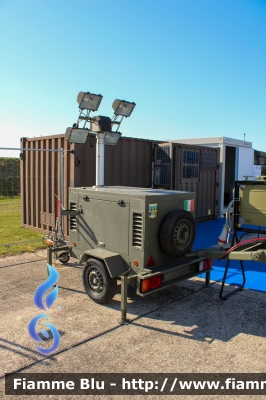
(0, 219, 266, 399)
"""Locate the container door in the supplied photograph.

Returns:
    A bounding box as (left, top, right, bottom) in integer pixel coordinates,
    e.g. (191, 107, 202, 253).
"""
(236, 147, 254, 180)
(224, 146, 236, 207)
(152, 143, 173, 189)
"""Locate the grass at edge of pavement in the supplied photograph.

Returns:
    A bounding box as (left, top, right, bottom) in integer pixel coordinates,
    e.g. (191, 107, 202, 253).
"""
(0, 196, 47, 257)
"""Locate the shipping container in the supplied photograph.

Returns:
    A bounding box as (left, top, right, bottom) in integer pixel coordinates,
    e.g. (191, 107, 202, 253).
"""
(152, 142, 220, 221)
(20, 134, 220, 236)
(20, 135, 73, 235)
(254, 150, 266, 176)
(20, 134, 156, 236)
(74, 135, 154, 188)
(169, 137, 254, 217)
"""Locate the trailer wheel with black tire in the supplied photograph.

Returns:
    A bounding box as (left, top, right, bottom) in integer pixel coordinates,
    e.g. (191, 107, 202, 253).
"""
(160, 210, 196, 257)
(58, 252, 70, 264)
(82, 258, 117, 303)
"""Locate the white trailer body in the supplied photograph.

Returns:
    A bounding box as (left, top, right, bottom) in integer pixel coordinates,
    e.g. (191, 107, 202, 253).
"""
(170, 137, 254, 217)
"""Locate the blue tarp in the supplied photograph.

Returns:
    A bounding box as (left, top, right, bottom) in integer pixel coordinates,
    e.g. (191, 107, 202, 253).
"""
(194, 218, 266, 293)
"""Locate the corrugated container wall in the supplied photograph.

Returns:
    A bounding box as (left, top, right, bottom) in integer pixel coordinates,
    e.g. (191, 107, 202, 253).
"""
(20, 134, 219, 236)
(74, 135, 153, 188)
(20, 135, 74, 236)
(173, 144, 220, 221)
(20, 134, 154, 236)
(153, 142, 220, 221)
(254, 149, 266, 175)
